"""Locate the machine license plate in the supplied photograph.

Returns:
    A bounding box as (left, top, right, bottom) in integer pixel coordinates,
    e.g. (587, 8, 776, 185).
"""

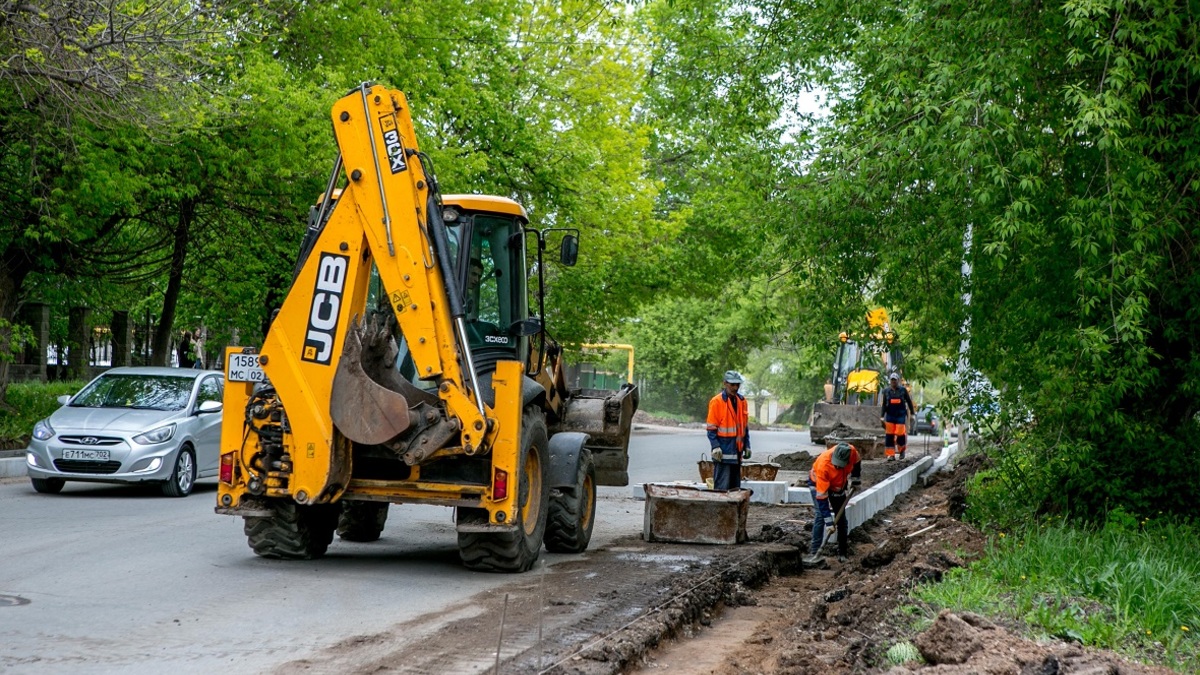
(62, 449, 110, 461)
(227, 353, 267, 383)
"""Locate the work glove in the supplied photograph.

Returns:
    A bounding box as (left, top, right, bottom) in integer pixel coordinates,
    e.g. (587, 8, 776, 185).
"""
(711, 447, 721, 462)
(850, 477, 862, 488)
(880, 417, 887, 429)
(823, 515, 835, 527)
(742, 448, 752, 460)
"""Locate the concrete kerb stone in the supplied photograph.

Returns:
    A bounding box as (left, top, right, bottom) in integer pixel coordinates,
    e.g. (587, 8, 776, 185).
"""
(0, 455, 27, 479)
(920, 440, 961, 480)
(843, 455, 933, 532)
(786, 487, 813, 505)
(742, 480, 787, 504)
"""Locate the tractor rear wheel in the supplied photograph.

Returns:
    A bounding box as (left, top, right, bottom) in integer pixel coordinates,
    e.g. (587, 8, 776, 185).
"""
(458, 407, 549, 572)
(244, 500, 338, 559)
(337, 501, 389, 542)
(543, 448, 596, 553)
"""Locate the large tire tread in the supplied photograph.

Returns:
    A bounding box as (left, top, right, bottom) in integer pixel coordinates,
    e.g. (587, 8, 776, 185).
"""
(337, 501, 389, 542)
(543, 448, 596, 554)
(244, 501, 338, 559)
(458, 406, 549, 573)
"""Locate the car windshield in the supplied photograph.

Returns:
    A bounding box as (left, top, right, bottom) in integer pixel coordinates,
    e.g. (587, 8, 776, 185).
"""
(71, 374, 194, 411)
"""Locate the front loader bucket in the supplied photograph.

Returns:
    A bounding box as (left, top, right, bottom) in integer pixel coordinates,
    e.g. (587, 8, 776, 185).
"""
(558, 383, 638, 486)
(809, 402, 884, 444)
(331, 321, 415, 445)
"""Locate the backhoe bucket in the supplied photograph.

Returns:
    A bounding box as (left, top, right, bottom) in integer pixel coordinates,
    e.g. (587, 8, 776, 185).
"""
(809, 402, 885, 445)
(331, 323, 415, 445)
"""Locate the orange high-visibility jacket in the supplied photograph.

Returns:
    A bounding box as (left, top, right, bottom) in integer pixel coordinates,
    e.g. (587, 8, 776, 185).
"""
(808, 445, 862, 499)
(706, 391, 750, 462)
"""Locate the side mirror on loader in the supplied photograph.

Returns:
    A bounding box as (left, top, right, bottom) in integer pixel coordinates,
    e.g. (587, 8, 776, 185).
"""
(559, 234, 579, 267)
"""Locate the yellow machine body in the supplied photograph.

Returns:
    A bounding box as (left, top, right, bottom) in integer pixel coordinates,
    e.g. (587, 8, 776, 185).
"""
(216, 85, 521, 527)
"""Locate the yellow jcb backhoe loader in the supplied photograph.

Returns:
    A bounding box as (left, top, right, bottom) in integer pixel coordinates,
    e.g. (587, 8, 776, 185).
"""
(215, 83, 638, 572)
(809, 308, 902, 448)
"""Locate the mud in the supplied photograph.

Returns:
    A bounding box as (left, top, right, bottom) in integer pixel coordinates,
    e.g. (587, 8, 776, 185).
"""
(633, 459, 1176, 675)
(278, 452, 1172, 675)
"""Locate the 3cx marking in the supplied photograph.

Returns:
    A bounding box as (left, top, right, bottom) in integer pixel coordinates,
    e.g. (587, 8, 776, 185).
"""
(379, 113, 407, 174)
(302, 253, 349, 365)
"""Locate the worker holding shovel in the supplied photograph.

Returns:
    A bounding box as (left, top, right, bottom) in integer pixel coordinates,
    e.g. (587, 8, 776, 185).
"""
(804, 442, 862, 564)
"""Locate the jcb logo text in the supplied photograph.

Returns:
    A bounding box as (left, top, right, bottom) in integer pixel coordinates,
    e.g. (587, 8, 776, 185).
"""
(302, 253, 348, 365)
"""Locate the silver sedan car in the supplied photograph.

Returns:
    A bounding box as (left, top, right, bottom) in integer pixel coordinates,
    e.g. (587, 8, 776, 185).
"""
(25, 367, 224, 497)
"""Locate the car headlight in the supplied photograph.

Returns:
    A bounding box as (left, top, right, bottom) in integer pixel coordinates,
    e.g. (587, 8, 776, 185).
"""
(133, 424, 177, 445)
(32, 419, 55, 441)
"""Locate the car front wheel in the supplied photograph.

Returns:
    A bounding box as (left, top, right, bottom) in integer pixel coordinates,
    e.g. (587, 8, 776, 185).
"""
(31, 477, 65, 494)
(161, 447, 196, 497)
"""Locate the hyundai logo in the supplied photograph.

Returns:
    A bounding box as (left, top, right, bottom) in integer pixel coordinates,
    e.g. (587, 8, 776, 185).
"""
(80, 437, 100, 445)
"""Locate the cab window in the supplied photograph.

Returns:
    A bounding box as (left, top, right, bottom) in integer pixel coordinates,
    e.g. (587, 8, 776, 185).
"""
(463, 215, 525, 353)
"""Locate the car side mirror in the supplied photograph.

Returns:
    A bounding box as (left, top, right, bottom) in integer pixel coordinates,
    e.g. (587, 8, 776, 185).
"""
(559, 234, 578, 267)
(197, 400, 222, 414)
(57, 395, 71, 406)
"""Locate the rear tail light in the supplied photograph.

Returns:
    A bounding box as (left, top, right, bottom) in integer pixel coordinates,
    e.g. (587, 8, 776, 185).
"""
(492, 468, 508, 501)
(220, 452, 235, 484)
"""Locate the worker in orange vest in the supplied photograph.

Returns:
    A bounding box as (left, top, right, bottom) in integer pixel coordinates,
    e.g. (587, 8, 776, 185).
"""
(805, 442, 862, 563)
(706, 370, 751, 490)
(880, 372, 916, 461)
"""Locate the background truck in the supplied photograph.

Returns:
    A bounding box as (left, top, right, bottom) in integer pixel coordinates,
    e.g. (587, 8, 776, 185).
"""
(215, 83, 637, 572)
(809, 308, 902, 449)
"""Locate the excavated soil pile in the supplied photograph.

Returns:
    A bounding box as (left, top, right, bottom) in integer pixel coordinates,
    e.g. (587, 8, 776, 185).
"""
(635, 458, 1175, 675)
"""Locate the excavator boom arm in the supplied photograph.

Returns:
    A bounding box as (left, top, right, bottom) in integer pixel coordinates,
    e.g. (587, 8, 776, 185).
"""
(225, 84, 496, 506)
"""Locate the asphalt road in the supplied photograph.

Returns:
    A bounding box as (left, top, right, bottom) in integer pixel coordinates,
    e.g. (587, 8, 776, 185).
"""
(0, 427, 811, 674)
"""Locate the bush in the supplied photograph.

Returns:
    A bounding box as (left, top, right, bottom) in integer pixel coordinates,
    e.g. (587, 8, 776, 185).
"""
(0, 380, 85, 444)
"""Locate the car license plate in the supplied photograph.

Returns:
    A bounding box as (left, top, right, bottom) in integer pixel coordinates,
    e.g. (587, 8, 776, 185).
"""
(227, 353, 268, 383)
(62, 448, 110, 461)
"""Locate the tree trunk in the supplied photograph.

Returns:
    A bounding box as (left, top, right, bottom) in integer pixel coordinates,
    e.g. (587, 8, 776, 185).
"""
(0, 247, 33, 405)
(151, 198, 194, 366)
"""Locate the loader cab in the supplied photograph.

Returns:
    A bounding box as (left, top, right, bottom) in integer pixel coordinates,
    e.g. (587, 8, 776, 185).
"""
(362, 195, 532, 381)
(441, 195, 531, 373)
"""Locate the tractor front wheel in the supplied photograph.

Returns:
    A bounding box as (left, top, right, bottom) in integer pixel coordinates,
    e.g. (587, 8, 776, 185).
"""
(458, 407, 549, 572)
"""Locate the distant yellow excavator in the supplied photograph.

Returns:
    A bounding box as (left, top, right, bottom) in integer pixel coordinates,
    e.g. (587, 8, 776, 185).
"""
(810, 308, 903, 444)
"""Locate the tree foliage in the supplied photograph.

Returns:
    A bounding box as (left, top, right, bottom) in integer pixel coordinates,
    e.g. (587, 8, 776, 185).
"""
(1, 0, 665, 393)
(747, 0, 1200, 522)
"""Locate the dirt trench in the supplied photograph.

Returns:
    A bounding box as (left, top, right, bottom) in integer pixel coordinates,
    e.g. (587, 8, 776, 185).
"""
(631, 454, 1177, 675)
(277, 453, 1175, 675)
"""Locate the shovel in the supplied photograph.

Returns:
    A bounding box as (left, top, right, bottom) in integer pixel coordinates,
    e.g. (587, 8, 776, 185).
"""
(802, 485, 855, 566)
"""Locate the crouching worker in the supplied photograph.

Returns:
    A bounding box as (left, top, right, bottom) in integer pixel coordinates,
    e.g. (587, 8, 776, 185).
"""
(805, 442, 862, 563)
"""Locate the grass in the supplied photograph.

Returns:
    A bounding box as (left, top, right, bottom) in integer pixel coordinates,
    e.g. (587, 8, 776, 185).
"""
(915, 516, 1200, 671)
(0, 380, 85, 444)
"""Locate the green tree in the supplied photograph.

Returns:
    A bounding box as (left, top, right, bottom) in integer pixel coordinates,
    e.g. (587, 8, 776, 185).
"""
(756, 0, 1200, 521)
(0, 0, 262, 398)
